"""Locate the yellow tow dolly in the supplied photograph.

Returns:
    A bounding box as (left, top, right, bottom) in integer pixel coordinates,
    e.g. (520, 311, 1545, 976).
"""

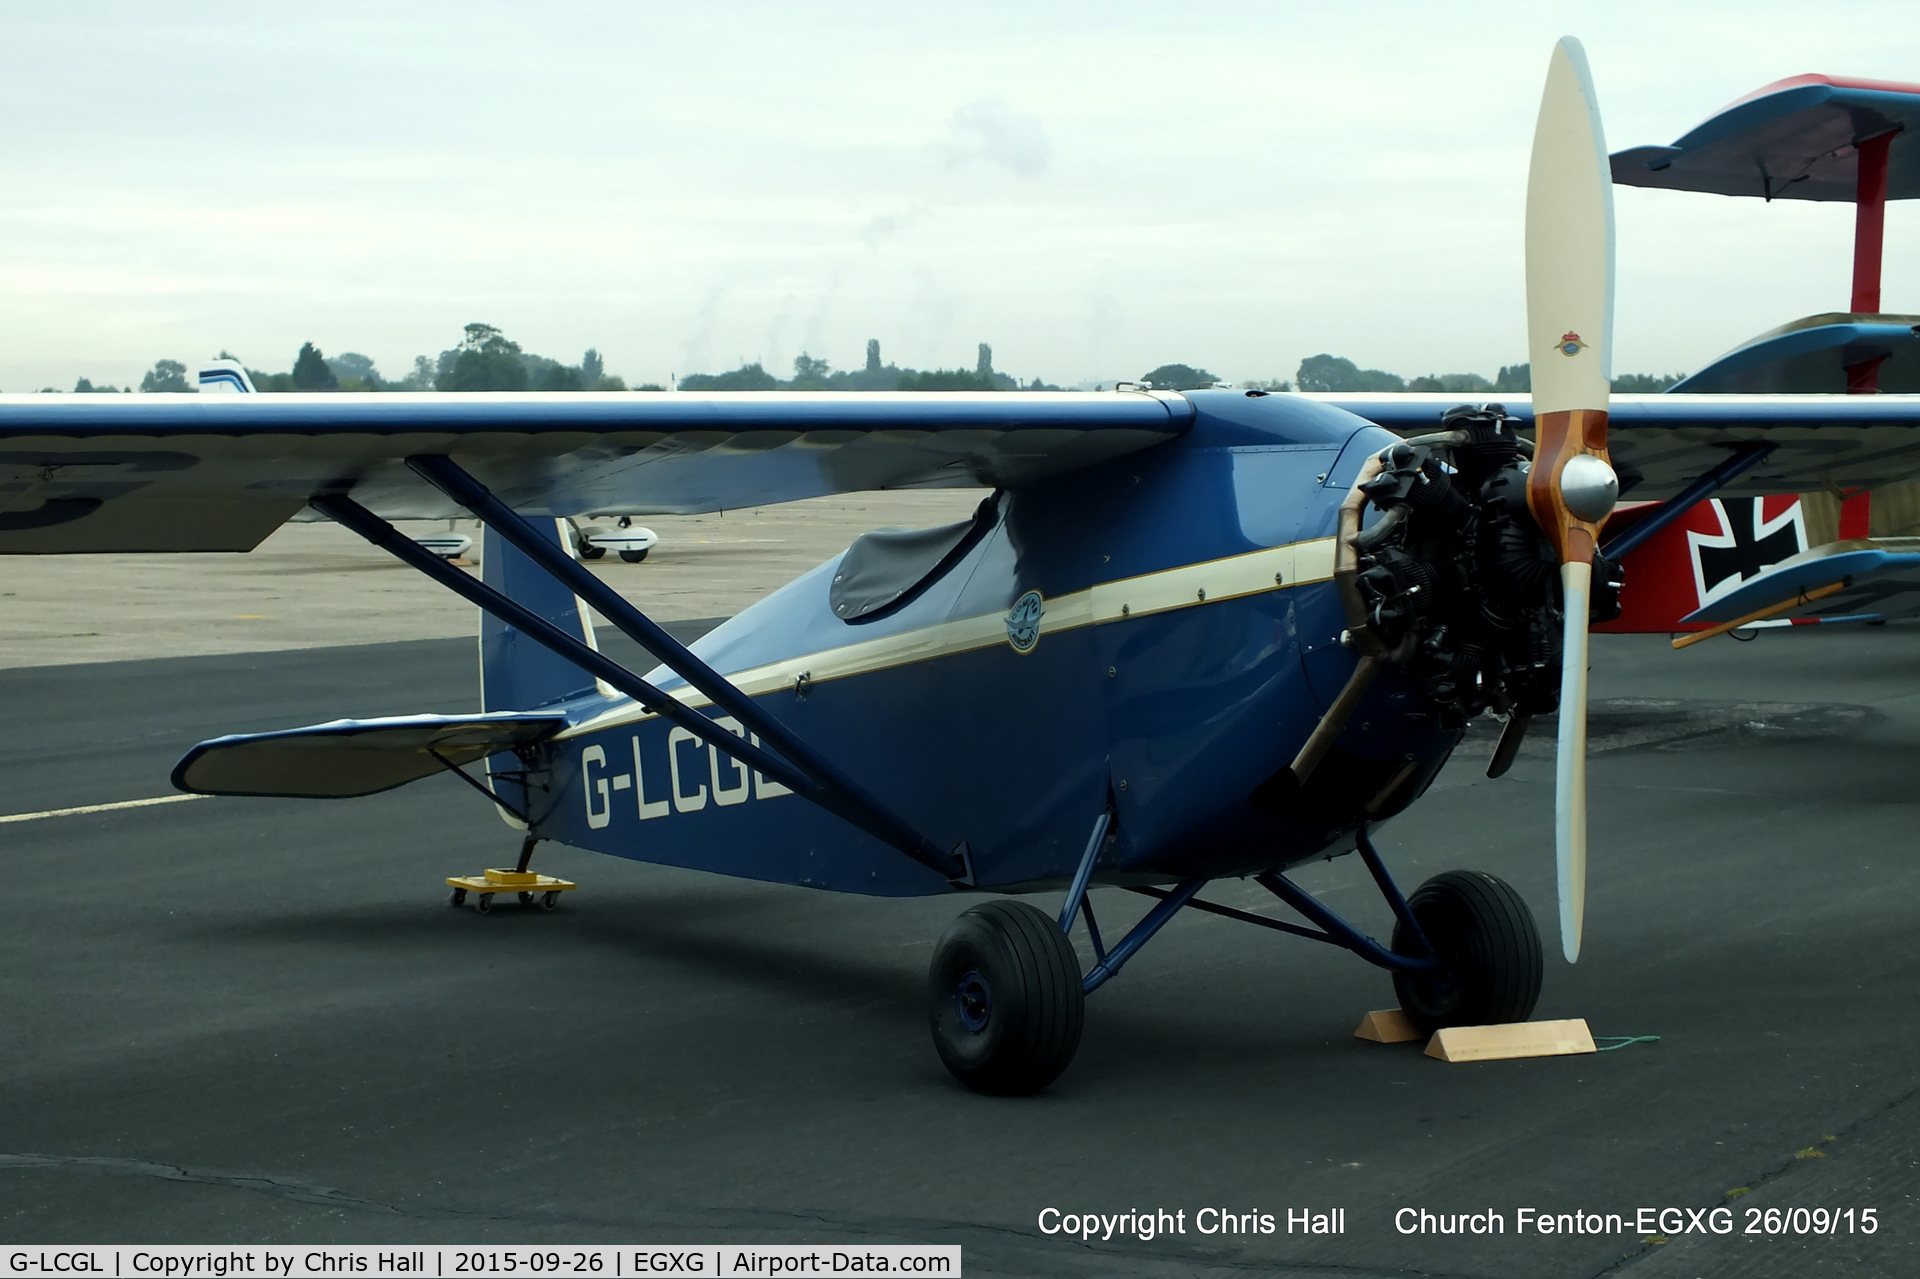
(448, 838, 576, 912)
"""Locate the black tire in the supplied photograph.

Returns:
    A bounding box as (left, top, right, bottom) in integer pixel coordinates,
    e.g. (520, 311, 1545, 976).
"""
(517, 891, 535, 907)
(450, 888, 466, 907)
(620, 549, 649, 563)
(578, 544, 606, 561)
(928, 899, 1084, 1095)
(1391, 870, 1542, 1033)
(542, 891, 560, 910)
(476, 892, 493, 914)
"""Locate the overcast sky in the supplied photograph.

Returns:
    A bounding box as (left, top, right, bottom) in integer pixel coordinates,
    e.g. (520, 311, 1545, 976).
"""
(3, 1, 1917, 392)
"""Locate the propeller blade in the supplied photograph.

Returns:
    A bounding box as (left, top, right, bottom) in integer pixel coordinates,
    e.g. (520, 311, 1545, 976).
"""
(1525, 37, 1616, 964)
(1555, 562, 1591, 962)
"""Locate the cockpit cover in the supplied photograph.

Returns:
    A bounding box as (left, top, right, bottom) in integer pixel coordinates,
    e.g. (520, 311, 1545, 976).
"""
(828, 497, 998, 622)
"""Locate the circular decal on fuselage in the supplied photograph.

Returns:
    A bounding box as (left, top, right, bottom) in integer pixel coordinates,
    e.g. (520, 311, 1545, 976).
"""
(1005, 590, 1044, 654)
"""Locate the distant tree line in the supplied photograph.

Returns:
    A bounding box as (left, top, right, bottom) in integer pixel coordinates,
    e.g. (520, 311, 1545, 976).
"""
(681, 341, 1059, 392)
(242, 325, 640, 393)
(51, 333, 1685, 397)
(1294, 353, 1682, 395)
(1609, 372, 1686, 393)
(58, 326, 643, 395)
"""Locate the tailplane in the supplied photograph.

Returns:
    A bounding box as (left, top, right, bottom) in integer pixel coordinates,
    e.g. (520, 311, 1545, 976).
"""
(170, 520, 595, 828)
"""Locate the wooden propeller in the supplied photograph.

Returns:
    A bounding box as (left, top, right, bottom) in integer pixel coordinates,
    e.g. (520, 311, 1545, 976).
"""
(1524, 37, 1619, 964)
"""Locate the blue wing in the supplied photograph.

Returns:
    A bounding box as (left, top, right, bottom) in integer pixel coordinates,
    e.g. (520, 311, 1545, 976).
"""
(1310, 392, 1920, 501)
(0, 390, 1191, 552)
(10, 387, 1920, 554)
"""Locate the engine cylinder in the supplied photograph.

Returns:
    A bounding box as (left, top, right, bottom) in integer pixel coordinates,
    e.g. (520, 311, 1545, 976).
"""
(1347, 404, 1618, 727)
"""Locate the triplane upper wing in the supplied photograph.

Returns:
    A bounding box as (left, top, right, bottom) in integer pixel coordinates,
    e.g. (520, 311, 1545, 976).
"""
(1608, 73, 1920, 204)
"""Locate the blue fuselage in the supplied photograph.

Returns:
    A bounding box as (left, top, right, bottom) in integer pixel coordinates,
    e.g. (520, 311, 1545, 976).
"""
(514, 391, 1461, 895)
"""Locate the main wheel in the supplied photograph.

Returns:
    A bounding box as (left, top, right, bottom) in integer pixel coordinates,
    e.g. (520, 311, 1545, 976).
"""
(928, 899, 1084, 1095)
(578, 544, 606, 561)
(1391, 870, 1542, 1033)
(619, 549, 649, 563)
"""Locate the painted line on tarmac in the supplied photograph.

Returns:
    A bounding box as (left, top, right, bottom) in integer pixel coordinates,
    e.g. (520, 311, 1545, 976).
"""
(0, 793, 209, 824)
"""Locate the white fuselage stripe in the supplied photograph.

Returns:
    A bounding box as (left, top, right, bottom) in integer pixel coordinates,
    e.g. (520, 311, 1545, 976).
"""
(557, 536, 1336, 740)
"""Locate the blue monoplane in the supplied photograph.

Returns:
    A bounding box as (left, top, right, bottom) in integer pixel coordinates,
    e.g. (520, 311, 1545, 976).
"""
(10, 41, 1920, 1092)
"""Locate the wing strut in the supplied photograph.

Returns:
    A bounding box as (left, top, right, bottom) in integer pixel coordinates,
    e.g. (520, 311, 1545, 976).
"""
(309, 486, 967, 883)
(1598, 443, 1775, 562)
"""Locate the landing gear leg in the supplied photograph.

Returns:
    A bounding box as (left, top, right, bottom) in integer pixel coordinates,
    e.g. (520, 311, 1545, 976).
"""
(927, 811, 1110, 1095)
(1256, 828, 1544, 1032)
(514, 836, 539, 907)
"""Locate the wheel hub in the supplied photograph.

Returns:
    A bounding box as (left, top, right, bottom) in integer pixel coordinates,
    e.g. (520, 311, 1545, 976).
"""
(954, 970, 992, 1032)
(1399, 964, 1465, 1022)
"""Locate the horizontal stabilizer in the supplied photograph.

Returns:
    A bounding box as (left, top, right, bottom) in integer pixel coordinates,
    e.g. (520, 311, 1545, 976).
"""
(1682, 537, 1920, 624)
(172, 712, 567, 799)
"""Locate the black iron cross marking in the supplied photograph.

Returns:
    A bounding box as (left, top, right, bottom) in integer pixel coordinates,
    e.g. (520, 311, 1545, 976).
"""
(1697, 500, 1801, 596)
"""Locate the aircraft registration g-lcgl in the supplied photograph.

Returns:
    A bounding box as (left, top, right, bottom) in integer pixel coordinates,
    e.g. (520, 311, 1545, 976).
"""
(10, 40, 1920, 1093)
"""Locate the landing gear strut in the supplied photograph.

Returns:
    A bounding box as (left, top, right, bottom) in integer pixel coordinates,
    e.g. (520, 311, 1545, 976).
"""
(924, 819, 1544, 1095)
